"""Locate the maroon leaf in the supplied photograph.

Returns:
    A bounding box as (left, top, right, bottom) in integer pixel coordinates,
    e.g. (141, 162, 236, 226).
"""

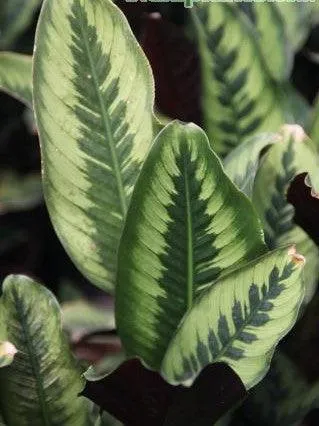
(141, 13, 201, 124)
(81, 358, 246, 426)
(287, 173, 319, 245)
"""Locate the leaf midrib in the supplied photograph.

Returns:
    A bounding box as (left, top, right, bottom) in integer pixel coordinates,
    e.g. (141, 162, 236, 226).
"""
(183, 156, 194, 309)
(78, 7, 127, 216)
(14, 290, 51, 426)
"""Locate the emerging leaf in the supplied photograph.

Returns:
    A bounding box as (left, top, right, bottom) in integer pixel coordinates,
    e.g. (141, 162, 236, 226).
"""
(253, 125, 319, 302)
(0, 53, 32, 107)
(161, 246, 305, 389)
(191, 3, 285, 156)
(33, 0, 155, 293)
(0, 275, 88, 425)
(116, 120, 267, 369)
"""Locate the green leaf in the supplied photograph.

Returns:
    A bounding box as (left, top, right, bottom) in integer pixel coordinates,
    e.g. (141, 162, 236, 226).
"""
(252, 125, 319, 302)
(161, 246, 305, 389)
(274, 3, 313, 52)
(0, 341, 17, 368)
(239, 351, 319, 426)
(0, 275, 88, 426)
(0, 52, 32, 107)
(33, 0, 154, 293)
(0, 0, 42, 49)
(252, 3, 293, 82)
(280, 83, 310, 127)
(116, 120, 267, 370)
(0, 172, 42, 214)
(191, 3, 285, 157)
(310, 94, 319, 148)
(224, 132, 278, 198)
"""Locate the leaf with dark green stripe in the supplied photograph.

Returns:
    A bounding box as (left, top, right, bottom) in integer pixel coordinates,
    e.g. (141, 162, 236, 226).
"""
(0, 0, 42, 49)
(251, 3, 293, 82)
(191, 3, 285, 157)
(0, 275, 88, 426)
(33, 0, 155, 293)
(0, 52, 32, 107)
(253, 125, 319, 302)
(161, 246, 305, 389)
(116, 120, 267, 370)
(224, 132, 278, 197)
(237, 351, 319, 426)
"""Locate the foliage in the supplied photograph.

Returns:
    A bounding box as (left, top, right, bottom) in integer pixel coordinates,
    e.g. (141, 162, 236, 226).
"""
(0, 1, 319, 425)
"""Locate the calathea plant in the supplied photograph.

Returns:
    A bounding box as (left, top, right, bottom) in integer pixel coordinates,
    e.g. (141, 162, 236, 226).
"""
(0, 0, 319, 425)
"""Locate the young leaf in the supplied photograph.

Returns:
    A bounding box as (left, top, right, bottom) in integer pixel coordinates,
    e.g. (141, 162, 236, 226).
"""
(0, 0, 42, 49)
(116, 120, 267, 370)
(161, 246, 305, 389)
(224, 132, 278, 198)
(33, 0, 155, 293)
(252, 125, 319, 302)
(0, 341, 17, 368)
(0, 275, 88, 425)
(251, 3, 293, 82)
(191, 3, 285, 156)
(0, 52, 32, 107)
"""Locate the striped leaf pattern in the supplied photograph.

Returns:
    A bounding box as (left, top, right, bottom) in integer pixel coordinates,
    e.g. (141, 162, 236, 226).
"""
(161, 247, 305, 389)
(191, 3, 285, 157)
(116, 121, 267, 370)
(237, 351, 319, 426)
(0, 275, 88, 425)
(224, 132, 278, 198)
(253, 125, 319, 302)
(0, 53, 32, 107)
(33, 0, 154, 293)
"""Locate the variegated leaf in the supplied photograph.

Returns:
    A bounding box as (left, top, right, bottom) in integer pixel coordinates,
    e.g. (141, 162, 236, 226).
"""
(191, 3, 285, 156)
(116, 120, 267, 370)
(161, 246, 305, 389)
(224, 132, 278, 198)
(0, 275, 88, 425)
(0, 52, 32, 107)
(33, 0, 154, 293)
(253, 125, 319, 302)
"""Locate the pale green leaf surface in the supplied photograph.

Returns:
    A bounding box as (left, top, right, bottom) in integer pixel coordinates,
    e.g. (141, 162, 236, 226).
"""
(116, 121, 267, 370)
(161, 247, 305, 389)
(252, 3, 293, 82)
(0, 275, 88, 426)
(275, 3, 312, 52)
(192, 3, 285, 157)
(224, 132, 278, 198)
(253, 125, 319, 302)
(310, 95, 319, 149)
(280, 84, 310, 128)
(0, 0, 42, 49)
(0, 53, 32, 107)
(33, 0, 154, 293)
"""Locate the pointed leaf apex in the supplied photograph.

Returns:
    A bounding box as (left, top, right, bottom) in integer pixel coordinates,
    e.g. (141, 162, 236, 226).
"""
(280, 124, 307, 143)
(288, 246, 306, 267)
(0, 341, 18, 357)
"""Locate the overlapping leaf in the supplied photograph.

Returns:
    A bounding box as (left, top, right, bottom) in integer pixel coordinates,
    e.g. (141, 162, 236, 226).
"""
(0, 53, 32, 107)
(0, 0, 42, 49)
(33, 0, 155, 293)
(237, 351, 319, 426)
(0, 275, 88, 426)
(253, 125, 319, 302)
(224, 132, 278, 198)
(191, 3, 285, 156)
(116, 120, 267, 369)
(0, 342, 17, 368)
(161, 246, 305, 389)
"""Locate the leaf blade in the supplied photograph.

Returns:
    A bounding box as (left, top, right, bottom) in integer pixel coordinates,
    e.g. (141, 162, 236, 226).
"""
(33, 0, 155, 293)
(116, 120, 267, 370)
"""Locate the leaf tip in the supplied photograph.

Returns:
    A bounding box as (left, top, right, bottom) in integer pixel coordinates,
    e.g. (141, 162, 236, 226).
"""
(288, 246, 306, 267)
(0, 341, 18, 358)
(280, 124, 307, 143)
